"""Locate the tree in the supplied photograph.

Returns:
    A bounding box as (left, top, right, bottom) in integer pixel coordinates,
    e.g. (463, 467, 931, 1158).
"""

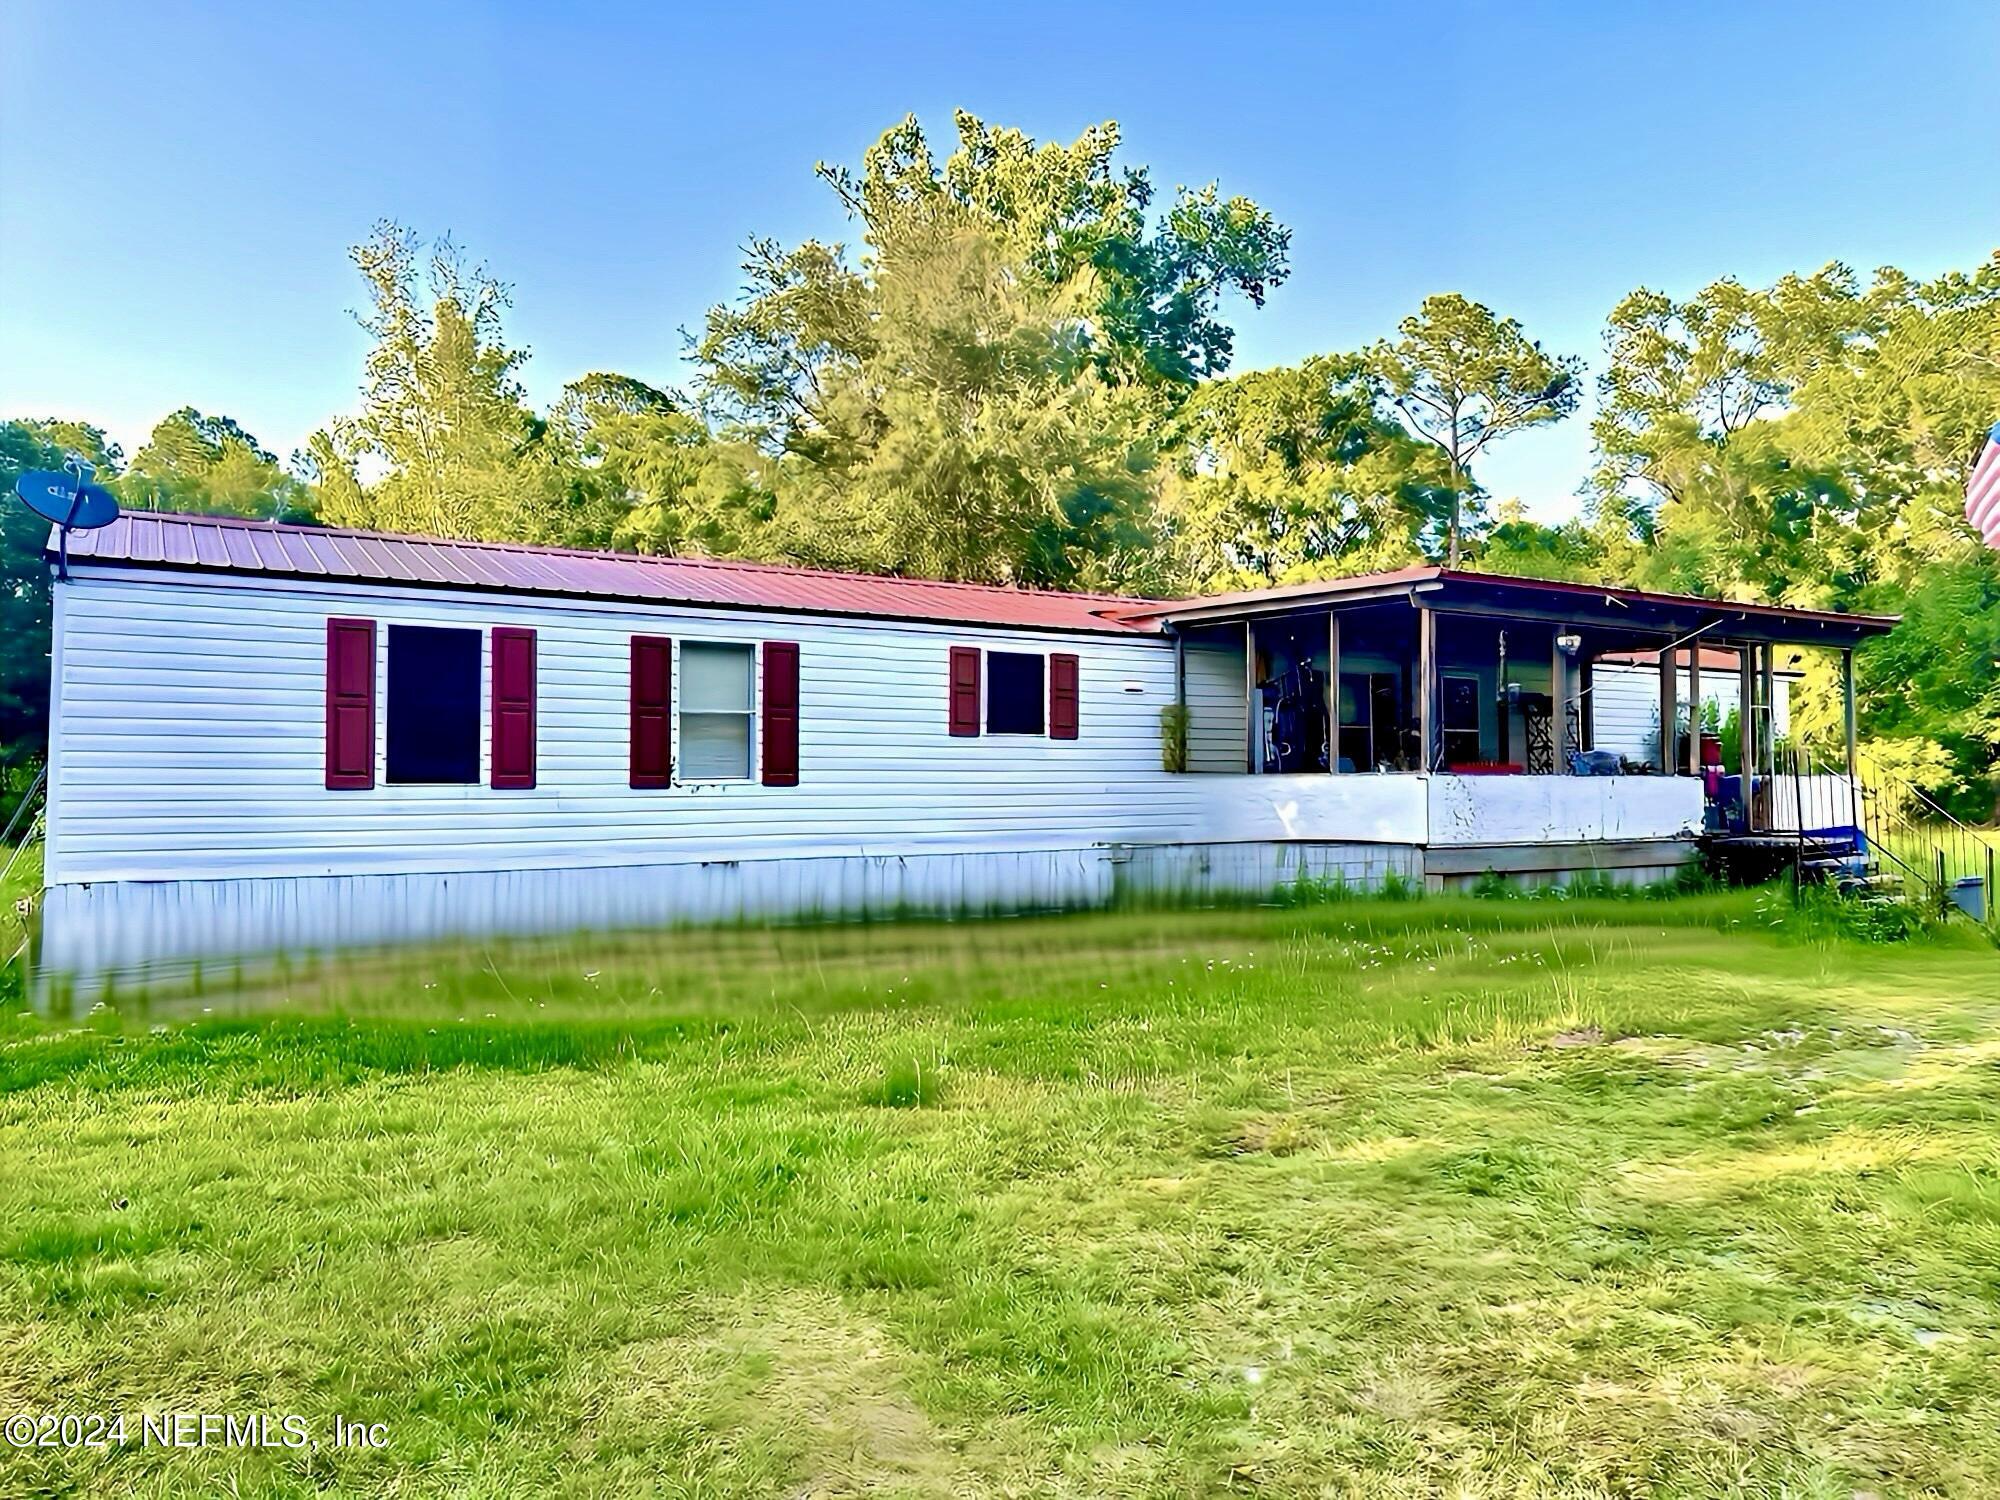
(1592, 258, 2000, 809)
(692, 112, 1288, 585)
(549, 373, 759, 558)
(307, 223, 584, 545)
(753, 223, 1165, 588)
(1372, 294, 1581, 566)
(0, 420, 122, 821)
(121, 407, 306, 519)
(806, 111, 1291, 391)
(1159, 356, 1443, 590)
(1473, 501, 1612, 584)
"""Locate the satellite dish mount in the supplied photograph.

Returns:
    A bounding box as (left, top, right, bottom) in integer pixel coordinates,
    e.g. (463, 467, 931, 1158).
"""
(15, 456, 121, 581)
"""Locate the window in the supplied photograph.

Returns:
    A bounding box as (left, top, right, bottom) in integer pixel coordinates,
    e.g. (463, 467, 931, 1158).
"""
(679, 641, 755, 779)
(386, 625, 481, 784)
(986, 651, 1045, 735)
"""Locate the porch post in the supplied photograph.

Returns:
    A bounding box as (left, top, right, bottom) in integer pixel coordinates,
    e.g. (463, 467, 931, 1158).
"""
(1550, 633, 1566, 763)
(1657, 645, 1677, 774)
(1579, 655, 1595, 751)
(1326, 610, 1341, 773)
(1840, 648, 1856, 788)
(1686, 644, 1702, 775)
(1760, 644, 1778, 772)
(1737, 644, 1756, 778)
(1417, 604, 1437, 772)
(1243, 619, 1257, 774)
(1842, 646, 1859, 832)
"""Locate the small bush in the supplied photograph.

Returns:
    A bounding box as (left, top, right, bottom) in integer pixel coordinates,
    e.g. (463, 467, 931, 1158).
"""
(1758, 881, 1933, 944)
(1158, 703, 1190, 773)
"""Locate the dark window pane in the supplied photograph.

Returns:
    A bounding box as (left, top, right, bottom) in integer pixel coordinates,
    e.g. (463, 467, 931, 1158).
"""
(386, 625, 480, 784)
(986, 651, 1045, 735)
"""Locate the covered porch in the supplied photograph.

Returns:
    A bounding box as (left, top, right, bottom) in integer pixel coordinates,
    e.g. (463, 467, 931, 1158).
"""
(1118, 569, 1897, 874)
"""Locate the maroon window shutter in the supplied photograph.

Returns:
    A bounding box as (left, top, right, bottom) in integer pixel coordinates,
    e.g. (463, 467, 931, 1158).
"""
(325, 617, 375, 789)
(1050, 652, 1080, 740)
(948, 646, 981, 737)
(490, 627, 537, 788)
(630, 635, 672, 788)
(762, 641, 800, 786)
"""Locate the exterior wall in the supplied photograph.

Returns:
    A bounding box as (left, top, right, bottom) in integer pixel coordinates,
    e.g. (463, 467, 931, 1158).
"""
(46, 567, 1202, 886)
(1183, 638, 1247, 772)
(1426, 773, 1703, 846)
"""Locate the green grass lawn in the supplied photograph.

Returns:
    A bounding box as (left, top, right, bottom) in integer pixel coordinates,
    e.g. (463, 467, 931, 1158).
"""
(3, 893, 1998, 1497)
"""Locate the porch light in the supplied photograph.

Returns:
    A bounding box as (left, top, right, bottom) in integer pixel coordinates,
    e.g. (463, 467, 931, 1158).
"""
(1556, 633, 1583, 656)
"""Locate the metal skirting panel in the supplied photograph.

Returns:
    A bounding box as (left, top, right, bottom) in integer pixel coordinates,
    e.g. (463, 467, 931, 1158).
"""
(38, 849, 1119, 992)
(1111, 841, 1421, 902)
(35, 836, 1686, 994)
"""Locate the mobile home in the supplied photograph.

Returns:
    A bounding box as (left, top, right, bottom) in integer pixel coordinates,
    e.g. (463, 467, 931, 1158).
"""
(37, 513, 1896, 984)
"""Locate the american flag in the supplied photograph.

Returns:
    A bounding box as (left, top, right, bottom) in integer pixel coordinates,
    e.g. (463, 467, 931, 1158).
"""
(1968, 420, 2000, 548)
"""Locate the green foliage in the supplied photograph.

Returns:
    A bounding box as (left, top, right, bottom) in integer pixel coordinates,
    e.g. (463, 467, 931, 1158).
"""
(1473, 500, 1612, 582)
(307, 223, 609, 547)
(120, 407, 306, 519)
(1587, 259, 2000, 808)
(808, 111, 1291, 391)
(693, 111, 1287, 588)
(1756, 879, 1935, 943)
(1159, 355, 1441, 589)
(0, 420, 121, 815)
(745, 223, 1167, 589)
(1158, 702, 1189, 772)
(1373, 293, 1583, 565)
(550, 373, 756, 557)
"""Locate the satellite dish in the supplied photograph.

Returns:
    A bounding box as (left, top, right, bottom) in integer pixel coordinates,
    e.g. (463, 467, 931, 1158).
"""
(15, 458, 121, 580)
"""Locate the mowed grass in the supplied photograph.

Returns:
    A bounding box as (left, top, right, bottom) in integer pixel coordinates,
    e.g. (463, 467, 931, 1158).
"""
(2, 894, 1998, 1498)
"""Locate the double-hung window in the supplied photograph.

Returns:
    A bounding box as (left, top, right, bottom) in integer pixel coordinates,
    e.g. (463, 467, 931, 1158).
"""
(678, 641, 756, 780)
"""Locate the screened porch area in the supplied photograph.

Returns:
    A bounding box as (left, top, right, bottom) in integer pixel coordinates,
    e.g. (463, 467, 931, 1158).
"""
(1113, 568, 1896, 853)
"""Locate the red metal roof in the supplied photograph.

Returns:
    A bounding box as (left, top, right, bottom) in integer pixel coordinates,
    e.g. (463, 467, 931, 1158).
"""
(58, 512, 1900, 643)
(59, 511, 1166, 635)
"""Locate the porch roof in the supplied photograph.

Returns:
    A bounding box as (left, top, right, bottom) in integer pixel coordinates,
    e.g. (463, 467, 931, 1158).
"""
(1111, 567, 1898, 647)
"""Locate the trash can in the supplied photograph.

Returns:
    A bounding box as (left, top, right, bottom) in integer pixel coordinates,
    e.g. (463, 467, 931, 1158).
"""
(1949, 875, 1988, 923)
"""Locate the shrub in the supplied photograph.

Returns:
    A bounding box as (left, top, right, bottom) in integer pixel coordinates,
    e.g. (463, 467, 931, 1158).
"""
(1158, 703, 1190, 773)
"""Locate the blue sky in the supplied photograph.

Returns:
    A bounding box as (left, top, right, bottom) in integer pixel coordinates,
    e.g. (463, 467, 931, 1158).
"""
(4, 0, 1998, 519)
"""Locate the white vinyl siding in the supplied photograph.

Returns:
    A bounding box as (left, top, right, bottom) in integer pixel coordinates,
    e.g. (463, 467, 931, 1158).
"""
(45, 568, 1199, 885)
(1183, 639, 1248, 773)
